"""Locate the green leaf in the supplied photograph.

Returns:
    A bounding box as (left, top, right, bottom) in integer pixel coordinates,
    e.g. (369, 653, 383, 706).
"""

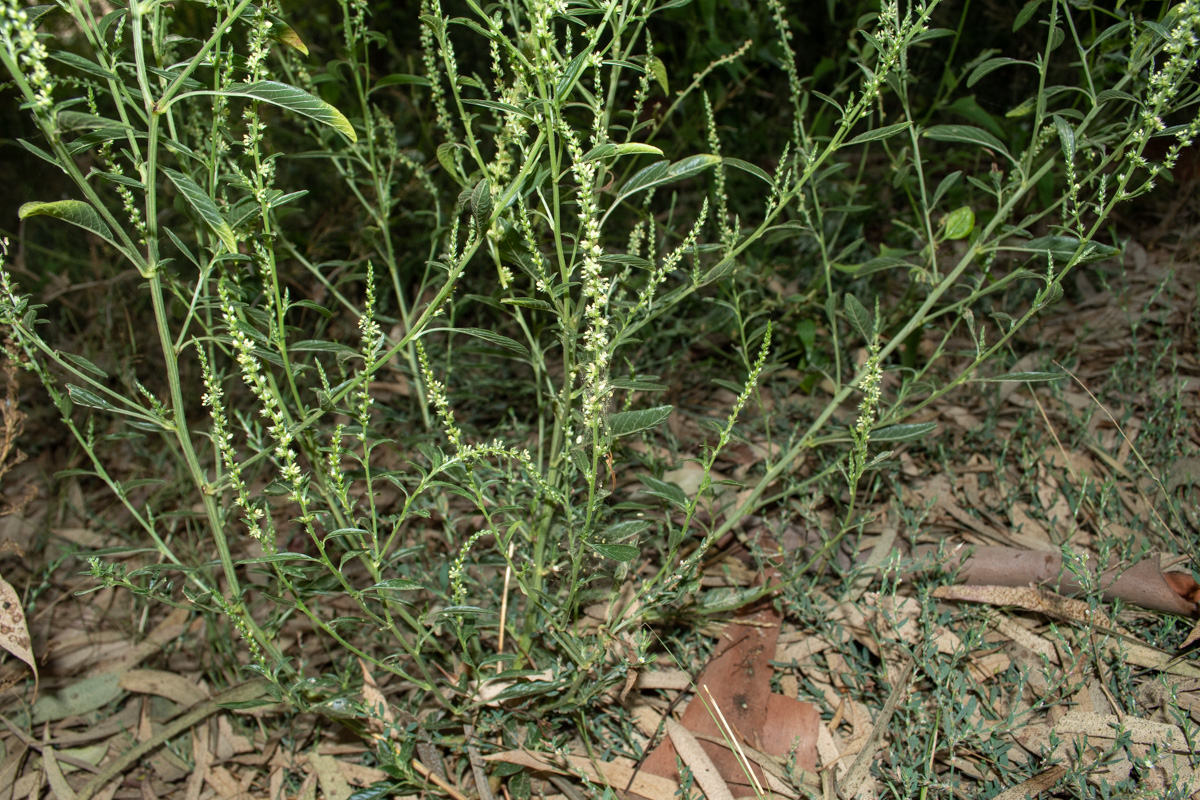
(1016, 235, 1118, 263)
(610, 377, 668, 391)
(470, 178, 493, 235)
(237, 552, 321, 564)
(590, 543, 640, 562)
(266, 18, 308, 56)
(582, 142, 664, 162)
(976, 371, 1065, 382)
(219, 81, 356, 142)
(19, 200, 115, 245)
(1052, 114, 1075, 163)
(365, 578, 424, 591)
(374, 73, 432, 89)
(609, 405, 673, 437)
(722, 157, 774, 186)
(615, 154, 720, 204)
(429, 327, 529, 357)
(1013, 0, 1043, 30)
(25, 4, 57, 26)
(56, 110, 132, 133)
(833, 254, 905, 275)
(161, 168, 237, 254)
(290, 340, 357, 355)
(967, 57, 1024, 87)
(638, 474, 688, 508)
(871, 422, 938, 442)
(555, 50, 590, 98)
(696, 585, 769, 613)
(419, 13, 445, 39)
(602, 519, 653, 539)
(501, 297, 553, 311)
(667, 153, 722, 181)
(931, 171, 963, 207)
(943, 95, 1006, 140)
(600, 253, 653, 269)
(843, 293, 874, 341)
(17, 139, 58, 170)
(848, 121, 911, 145)
(437, 142, 462, 182)
(648, 56, 668, 94)
(66, 385, 116, 411)
(463, 98, 533, 119)
(942, 206, 975, 240)
(1096, 88, 1138, 105)
(923, 124, 1011, 161)
(47, 50, 115, 81)
(61, 353, 109, 379)
(568, 446, 590, 475)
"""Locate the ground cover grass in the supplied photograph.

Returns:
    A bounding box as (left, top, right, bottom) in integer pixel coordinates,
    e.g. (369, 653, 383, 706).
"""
(0, 0, 1199, 797)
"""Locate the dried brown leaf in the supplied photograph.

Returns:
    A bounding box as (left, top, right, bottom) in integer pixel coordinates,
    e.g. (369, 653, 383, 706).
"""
(667, 717, 736, 800)
(119, 670, 207, 707)
(0, 572, 35, 689)
(484, 750, 679, 800)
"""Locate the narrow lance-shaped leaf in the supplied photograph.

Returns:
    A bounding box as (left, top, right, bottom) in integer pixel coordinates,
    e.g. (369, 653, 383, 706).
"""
(212, 81, 356, 142)
(470, 178, 493, 236)
(976, 371, 1064, 382)
(609, 405, 673, 438)
(722, 157, 774, 186)
(848, 121, 912, 145)
(590, 543, 640, 562)
(844, 293, 874, 341)
(19, 200, 115, 246)
(162, 168, 237, 254)
(424, 327, 530, 357)
(615, 154, 721, 205)
(871, 422, 938, 442)
(923, 124, 1012, 162)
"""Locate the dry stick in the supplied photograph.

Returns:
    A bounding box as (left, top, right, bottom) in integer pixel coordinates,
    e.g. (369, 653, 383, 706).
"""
(497, 539, 516, 674)
(0, 715, 101, 774)
(412, 757, 472, 800)
(76, 679, 271, 800)
(836, 657, 914, 800)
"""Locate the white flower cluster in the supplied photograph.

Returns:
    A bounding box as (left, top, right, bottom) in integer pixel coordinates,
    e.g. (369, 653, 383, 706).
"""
(417, 340, 464, 452)
(219, 279, 306, 506)
(0, 0, 55, 113)
(558, 118, 611, 426)
(420, 0, 457, 145)
(529, 0, 568, 78)
(1127, 0, 1200, 192)
(198, 347, 268, 542)
(356, 262, 382, 439)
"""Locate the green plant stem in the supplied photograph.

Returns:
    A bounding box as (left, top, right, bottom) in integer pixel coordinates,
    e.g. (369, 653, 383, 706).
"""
(708, 157, 1058, 547)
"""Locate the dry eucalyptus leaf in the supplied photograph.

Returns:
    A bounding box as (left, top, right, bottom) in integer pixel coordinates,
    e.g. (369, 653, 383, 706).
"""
(0, 572, 35, 688)
(32, 672, 123, 723)
(990, 766, 1066, 800)
(485, 750, 679, 800)
(666, 717, 736, 800)
(119, 669, 207, 707)
(358, 657, 393, 734)
(309, 753, 353, 800)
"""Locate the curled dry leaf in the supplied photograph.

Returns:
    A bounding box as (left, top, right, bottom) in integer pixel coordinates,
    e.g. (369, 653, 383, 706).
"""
(0, 572, 36, 691)
(913, 545, 1197, 616)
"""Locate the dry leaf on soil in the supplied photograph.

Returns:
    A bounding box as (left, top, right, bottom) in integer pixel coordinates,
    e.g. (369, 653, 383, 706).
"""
(0, 571, 36, 689)
(485, 750, 679, 800)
